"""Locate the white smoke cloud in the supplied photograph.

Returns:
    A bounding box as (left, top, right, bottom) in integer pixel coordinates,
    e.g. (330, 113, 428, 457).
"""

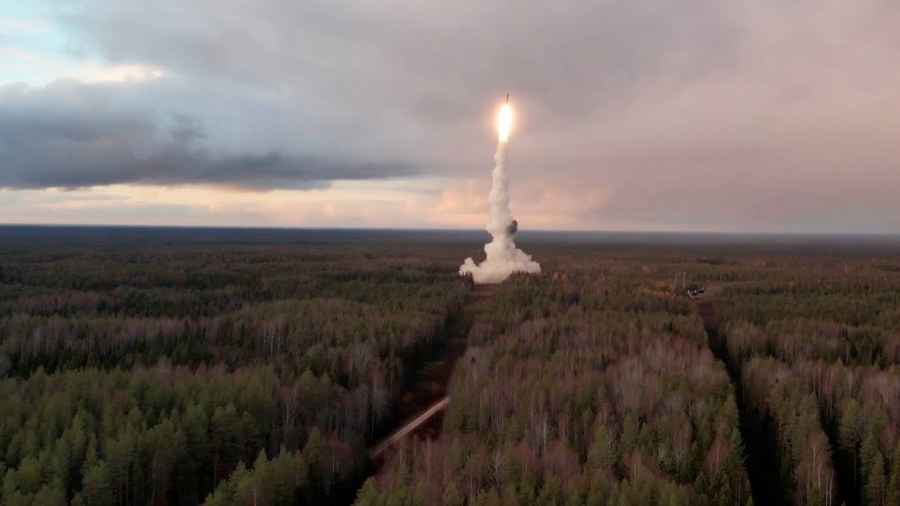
(460, 135, 541, 284)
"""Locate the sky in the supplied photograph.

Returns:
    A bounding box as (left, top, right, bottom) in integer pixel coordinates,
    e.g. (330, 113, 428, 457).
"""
(1, 0, 899, 233)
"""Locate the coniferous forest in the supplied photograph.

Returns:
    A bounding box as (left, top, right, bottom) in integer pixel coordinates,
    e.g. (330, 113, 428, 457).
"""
(2, 226, 900, 505)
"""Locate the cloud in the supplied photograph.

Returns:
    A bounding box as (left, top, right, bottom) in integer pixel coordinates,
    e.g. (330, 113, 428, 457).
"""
(0, 80, 419, 190)
(0, 17, 54, 35)
(2, 0, 900, 232)
(56, 0, 740, 127)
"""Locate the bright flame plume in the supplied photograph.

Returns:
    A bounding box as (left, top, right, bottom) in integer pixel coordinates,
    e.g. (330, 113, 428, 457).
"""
(460, 99, 541, 284)
(497, 104, 512, 142)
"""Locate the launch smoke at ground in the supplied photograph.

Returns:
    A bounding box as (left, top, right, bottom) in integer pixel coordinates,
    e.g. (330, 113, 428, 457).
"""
(460, 104, 541, 284)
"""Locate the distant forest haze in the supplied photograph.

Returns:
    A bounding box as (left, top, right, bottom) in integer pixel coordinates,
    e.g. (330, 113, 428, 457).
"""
(1, 227, 900, 505)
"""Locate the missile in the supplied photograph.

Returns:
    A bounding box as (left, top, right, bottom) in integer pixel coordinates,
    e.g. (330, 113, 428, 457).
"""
(506, 93, 509, 103)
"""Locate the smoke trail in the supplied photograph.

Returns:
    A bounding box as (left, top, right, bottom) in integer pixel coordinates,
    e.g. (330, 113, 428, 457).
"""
(460, 126, 541, 284)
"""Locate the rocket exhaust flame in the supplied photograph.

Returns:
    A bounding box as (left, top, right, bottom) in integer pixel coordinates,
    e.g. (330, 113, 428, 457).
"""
(497, 103, 512, 142)
(460, 98, 541, 284)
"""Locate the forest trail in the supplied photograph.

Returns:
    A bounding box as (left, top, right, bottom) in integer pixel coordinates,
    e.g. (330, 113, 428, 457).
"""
(368, 397, 450, 459)
(695, 296, 791, 506)
(367, 283, 494, 463)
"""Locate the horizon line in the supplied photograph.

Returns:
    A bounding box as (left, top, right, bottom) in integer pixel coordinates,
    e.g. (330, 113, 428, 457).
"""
(1, 223, 900, 239)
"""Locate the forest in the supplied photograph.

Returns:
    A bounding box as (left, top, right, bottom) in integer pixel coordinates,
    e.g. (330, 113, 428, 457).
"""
(0, 227, 467, 505)
(1, 226, 900, 505)
(712, 256, 900, 506)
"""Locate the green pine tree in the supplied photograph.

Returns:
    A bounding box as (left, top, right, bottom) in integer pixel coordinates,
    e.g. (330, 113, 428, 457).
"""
(442, 482, 464, 506)
(886, 445, 900, 506)
(864, 452, 886, 506)
(81, 459, 115, 506)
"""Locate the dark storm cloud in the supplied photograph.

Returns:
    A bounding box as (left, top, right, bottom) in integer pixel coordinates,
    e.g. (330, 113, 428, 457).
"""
(0, 81, 418, 190)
